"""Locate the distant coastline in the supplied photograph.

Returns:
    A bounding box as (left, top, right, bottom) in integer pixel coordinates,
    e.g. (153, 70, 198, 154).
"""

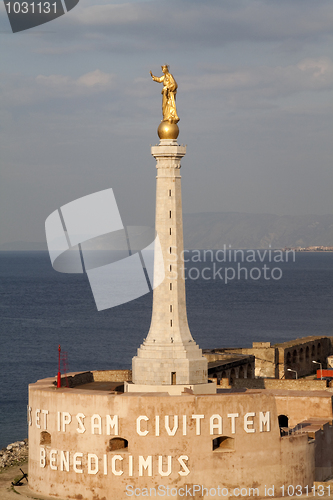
(1, 243, 333, 252)
(283, 246, 333, 252)
(2, 209, 333, 252)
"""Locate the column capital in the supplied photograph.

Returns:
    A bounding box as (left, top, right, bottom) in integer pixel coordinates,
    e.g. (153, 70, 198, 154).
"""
(151, 143, 186, 161)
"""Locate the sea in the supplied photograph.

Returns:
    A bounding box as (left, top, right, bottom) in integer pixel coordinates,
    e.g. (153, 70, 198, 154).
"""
(0, 250, 332, 450)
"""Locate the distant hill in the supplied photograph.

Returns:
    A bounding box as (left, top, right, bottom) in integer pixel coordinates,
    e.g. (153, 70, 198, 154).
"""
(1, 213, 333, 251)
(183, 212, 333, 249)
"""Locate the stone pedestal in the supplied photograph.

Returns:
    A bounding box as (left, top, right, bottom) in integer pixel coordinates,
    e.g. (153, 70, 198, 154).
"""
(125, 381, 216, 395)
(132, 139, 208, 386)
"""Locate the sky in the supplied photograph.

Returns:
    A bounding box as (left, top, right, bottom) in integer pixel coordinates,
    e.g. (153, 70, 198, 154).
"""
(1, 0, 333, 246)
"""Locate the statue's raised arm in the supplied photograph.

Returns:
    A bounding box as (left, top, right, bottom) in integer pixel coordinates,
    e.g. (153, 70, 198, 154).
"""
(150, 65, 179, 124)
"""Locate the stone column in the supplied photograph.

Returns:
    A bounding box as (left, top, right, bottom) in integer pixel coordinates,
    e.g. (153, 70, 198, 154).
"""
(132, 139, 208, 385)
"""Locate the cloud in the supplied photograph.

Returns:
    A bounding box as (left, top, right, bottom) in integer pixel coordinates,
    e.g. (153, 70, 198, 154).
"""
(179, 57, 333, 106)
(16, 0, 332, 56)
(0, 70, 116, 106)
(2, 57, 332, 115)
(69, 0, 333, 45)
(36, 70, 115, 95)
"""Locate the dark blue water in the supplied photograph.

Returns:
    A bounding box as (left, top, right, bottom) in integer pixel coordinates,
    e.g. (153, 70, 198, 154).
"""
(0, 251, 332, 449)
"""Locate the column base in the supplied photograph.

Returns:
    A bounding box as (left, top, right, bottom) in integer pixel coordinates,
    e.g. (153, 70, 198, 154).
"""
(132, 354, 208, 385)
(124, 381, 216, 395)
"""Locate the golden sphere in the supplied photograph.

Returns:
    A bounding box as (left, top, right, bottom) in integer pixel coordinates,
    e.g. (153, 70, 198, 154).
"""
(157, 121, 179, 140)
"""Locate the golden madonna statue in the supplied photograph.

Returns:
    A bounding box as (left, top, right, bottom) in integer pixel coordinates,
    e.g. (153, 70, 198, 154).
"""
(150, 65, 179, 124)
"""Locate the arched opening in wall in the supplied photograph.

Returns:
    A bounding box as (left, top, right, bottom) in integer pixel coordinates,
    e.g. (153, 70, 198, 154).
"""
(312, 345, 316, 358)
(230, 368, 236, 384)
(306, 346, 310, 360)
(299, 348, 304, 362)
(278, 415, 289, 435)
(247, 365, 253, 378)
(239, 366, 244, 378)
(317, 343, 321, 357)
(212, 436, 234, 451)
(286, 352, 291, 366)
(108, 438, 128, 452)
(221, 371, 227, 378)
(278, 415, 289, 428)
(292, 350, 297, 364)
(40, 431, 51, 445)
(212, 373, 217, 379)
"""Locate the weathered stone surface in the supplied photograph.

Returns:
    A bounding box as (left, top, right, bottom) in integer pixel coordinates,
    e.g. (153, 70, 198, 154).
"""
(93, 369, 132, 382)
(52, 371, 94, 388)
(29, 375, 317, 500)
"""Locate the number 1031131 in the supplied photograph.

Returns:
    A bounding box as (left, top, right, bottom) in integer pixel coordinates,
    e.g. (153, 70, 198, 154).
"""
(5, 2, 57, 14)
(281, 485, 331, 496)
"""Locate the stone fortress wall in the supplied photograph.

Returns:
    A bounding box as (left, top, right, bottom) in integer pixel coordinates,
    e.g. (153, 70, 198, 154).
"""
(29, 374, 316, 500)
(205, 352, 255, 383)
(207, 335, 333, 380)
(28, 334, 333, 499)
(231, 377, 328, 390)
